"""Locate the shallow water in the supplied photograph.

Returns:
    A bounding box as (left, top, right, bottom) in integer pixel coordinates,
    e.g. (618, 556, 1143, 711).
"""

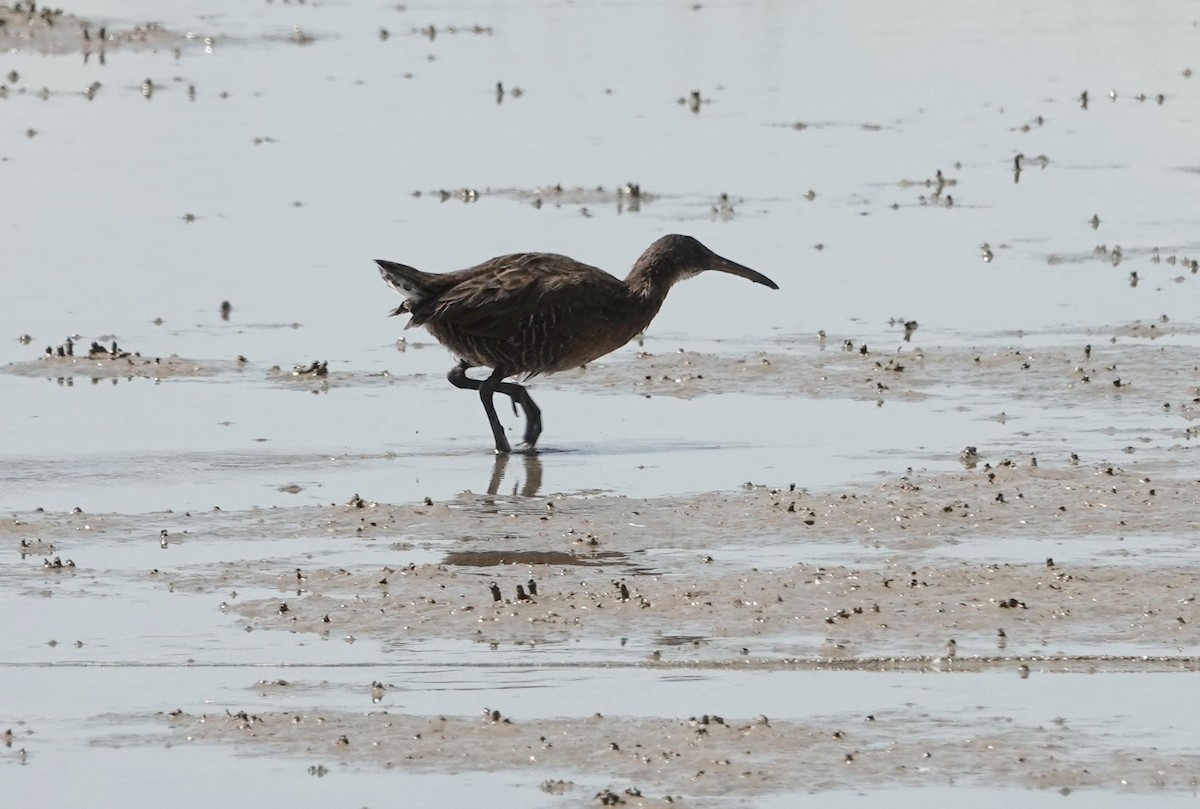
(5, 0, 1200, 805)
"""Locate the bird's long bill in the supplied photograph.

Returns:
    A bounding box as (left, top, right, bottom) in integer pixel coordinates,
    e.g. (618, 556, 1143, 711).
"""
(710, 255, 779, 290)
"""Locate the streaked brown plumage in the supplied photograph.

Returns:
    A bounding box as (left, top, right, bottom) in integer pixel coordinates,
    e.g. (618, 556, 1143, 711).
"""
(378, 234, 778, 453)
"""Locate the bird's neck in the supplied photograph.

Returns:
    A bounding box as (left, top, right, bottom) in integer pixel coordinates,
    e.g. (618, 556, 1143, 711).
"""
(625, 265, 680, 307)
(617, 268, 674, 338)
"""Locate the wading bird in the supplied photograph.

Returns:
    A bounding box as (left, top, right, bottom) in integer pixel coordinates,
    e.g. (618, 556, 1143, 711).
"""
(378, 234, 778, 453)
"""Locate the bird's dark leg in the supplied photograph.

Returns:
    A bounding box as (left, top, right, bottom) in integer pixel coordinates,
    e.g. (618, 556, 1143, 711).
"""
(494, 379, 542, 448)
(448, 361, 511, 453)
(478, 367, 518, 453)
(448, 362, 542, 452)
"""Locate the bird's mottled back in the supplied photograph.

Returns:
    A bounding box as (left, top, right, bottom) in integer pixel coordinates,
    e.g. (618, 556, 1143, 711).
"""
(423, 252, 621, 333)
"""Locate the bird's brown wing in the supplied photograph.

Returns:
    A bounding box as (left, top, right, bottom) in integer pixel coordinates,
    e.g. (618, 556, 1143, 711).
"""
(419, 253, 620, 339)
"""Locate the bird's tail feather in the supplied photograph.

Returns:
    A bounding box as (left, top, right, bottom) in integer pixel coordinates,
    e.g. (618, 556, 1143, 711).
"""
(378, 259, 434, 321)
(377, 259, 426, 296)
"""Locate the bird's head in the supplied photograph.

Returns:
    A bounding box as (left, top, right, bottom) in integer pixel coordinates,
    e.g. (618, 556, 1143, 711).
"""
(631, 234, 778, 292)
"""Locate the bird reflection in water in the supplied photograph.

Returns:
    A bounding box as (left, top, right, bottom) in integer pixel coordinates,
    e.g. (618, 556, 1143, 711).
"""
(486, 451, 543, 497)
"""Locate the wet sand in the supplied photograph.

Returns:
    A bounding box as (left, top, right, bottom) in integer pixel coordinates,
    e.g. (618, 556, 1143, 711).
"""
(164, 704, 1200, 797)
(13, 439, 1200, 666)
(7, 327, 1200, 805)
(0, 4, 198, 56)
(9, 397, 1200, 800)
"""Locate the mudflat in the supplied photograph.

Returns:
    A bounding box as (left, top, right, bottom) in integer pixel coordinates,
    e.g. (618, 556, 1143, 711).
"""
(4, 1, 1200, 806)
